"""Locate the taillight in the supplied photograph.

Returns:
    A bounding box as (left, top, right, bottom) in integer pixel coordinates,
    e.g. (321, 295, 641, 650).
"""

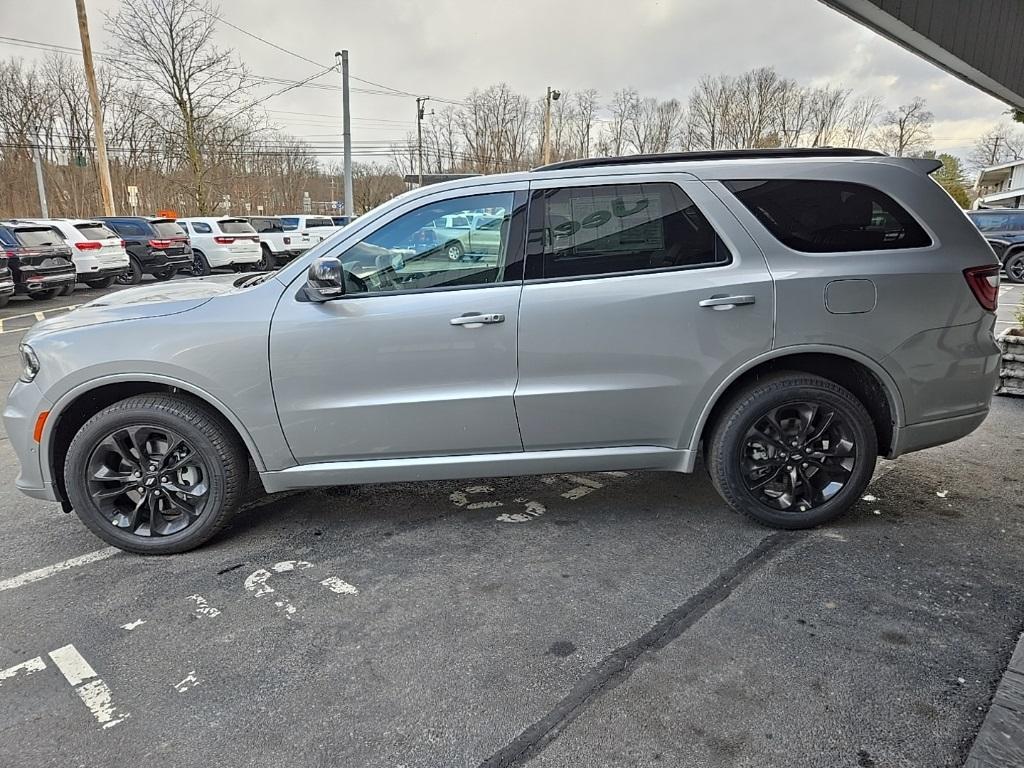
(119, 239, 126, 248)
(250, 236, 259, 243)
(75, 241, 102, 251)
(213, 236, 235, 244)
(963, 265, 1000, 311)
(148, 239, 172, 249)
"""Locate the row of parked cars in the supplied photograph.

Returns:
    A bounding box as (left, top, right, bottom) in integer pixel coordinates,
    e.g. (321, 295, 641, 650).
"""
(0, 214, 352, 306)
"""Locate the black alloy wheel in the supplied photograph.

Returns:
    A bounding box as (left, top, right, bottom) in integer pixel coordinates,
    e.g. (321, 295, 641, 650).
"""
(115, 257, 143, 285)
(85, 426, 211, 537)
(739, 402, 855, 513)
(1005, 253, 1024, 284)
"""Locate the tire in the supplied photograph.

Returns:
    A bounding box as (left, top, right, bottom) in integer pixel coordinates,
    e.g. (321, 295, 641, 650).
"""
(0, 294, 9, 309)
(706, 372, 877, 530)
(28, 289, 58, 300)
(446, 241, 464, 261)
(192, 250, 211, 277)
(257, 245, 274, 271)
(1004, 252, 1024, 284)
(153, 268, 177, 281)
(64, 394, 248, 555)
(115, 257, 143, 286)
(85, 276, 114, 289)
(58, 283, 75, 297)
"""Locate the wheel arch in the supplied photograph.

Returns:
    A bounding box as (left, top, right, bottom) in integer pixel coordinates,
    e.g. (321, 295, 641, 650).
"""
(691, 346, 905, 459)
(45, 375, 266, 510)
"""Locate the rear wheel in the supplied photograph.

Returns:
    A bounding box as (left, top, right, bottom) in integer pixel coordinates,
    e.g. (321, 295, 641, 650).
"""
(64, 394, 248, 555)
(0, 295, 8, 309)
(1004, 252, 1024, 284)
(153, 268, 177, 281)
(115, 257, 143, 285)
(28, 289, 58, 301)
(192, 250, 211, 277)
(706, 372, 877, 529)
(446, 241, 464, 261)
(256, 245, 274, 271)
(58, 283, 75, 297)
(85, 276, 114, 289)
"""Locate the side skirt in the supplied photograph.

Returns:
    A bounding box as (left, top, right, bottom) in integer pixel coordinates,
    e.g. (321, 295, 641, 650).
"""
(259, 446, 695, 493)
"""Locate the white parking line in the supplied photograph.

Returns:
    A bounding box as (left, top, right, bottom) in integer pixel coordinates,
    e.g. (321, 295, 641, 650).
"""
(0, 304, 81, 335)
(49, 644, 98, 686)
(48, 644, 130, 729)
(0, 657, 47, 687)
(0, 547, 118, 593)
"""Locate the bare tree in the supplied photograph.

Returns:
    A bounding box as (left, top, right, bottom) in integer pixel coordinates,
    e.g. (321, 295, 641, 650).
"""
(567, 89, 599, 158)
(806, 85, 850, 147)
(837, 95, 882, 148)
(967, 124, 1024, 170)
(687, 74, 735, 150)
(105, 0, 252, 212)
(873, 97, 933, 157)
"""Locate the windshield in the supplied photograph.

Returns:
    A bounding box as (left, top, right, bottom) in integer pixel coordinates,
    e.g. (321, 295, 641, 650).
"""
(218, 219, 256, 234)
(151, 220, 187, 237)
(75, 223, 119, 240)
(14, 227, 64, 247)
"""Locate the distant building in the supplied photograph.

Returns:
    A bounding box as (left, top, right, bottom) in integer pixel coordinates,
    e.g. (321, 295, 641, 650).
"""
(974, 159, 1024, 209)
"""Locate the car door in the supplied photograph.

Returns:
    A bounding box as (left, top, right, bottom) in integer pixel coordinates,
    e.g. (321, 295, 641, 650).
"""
(270, 185, 529, 464)
(514, 175, 774, 451)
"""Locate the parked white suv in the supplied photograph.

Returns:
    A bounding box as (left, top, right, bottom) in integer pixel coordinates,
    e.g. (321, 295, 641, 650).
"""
(176, 217, 262, 275)
(29, 219, 129, 289)
(279, 215, 338, 242)
(246, 216, 315, 270)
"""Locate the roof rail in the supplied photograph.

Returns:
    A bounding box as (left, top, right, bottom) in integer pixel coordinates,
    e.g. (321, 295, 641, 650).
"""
(533, 147, 885, 172)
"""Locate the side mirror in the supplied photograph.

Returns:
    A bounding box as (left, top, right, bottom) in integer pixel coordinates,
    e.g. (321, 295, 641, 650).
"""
(303, 255, 345, 302)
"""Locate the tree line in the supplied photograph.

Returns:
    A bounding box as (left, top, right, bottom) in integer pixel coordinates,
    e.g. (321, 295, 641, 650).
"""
(0, 0, 1007, 218)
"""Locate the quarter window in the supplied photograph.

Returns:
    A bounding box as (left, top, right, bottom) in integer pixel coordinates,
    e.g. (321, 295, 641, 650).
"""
(526, 182, 730, 280)
(334, 192, 518, 295)
(725, 179, 932, 252)
(190, 222, 213, 234)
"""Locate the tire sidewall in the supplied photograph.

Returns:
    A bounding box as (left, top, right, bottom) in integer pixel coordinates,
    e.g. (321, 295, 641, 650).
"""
(65, 404, 233, 553)
(1005, 252, 1024, 284)
(711, 379, 877, 529)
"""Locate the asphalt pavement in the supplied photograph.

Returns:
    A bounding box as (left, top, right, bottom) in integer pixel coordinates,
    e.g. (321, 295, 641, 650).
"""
(0, 278, 1022, 768)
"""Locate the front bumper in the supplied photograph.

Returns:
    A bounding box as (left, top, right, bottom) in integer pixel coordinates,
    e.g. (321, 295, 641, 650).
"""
(2, 380, 57, 503)
(0, 278, 14, 296)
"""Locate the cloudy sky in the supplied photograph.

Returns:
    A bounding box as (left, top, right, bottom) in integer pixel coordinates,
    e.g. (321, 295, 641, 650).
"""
(1, 0, 1012, 163)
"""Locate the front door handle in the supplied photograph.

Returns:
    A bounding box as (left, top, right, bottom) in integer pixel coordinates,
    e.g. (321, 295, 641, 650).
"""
(698, 295, 756, 310)
(450, 312, 505, 327)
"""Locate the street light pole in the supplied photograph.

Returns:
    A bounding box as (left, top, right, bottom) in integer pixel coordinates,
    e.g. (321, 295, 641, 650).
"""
(32, 144, 49, 217)
(75, 0, 115, 215)
(542, 86, 561, 165)
(416, 96, 429, 186)
(336, 50, 353, 218)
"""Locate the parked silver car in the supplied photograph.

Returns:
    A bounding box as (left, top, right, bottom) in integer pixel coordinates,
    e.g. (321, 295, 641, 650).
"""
(3, 148, 1002, 554)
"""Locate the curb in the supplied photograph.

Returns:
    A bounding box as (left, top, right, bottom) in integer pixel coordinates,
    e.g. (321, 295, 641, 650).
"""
(965, 631, 1024, 767)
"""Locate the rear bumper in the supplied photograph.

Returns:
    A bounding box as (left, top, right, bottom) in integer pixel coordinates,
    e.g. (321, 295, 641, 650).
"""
(146, 251, 193, 270)
(889, 409, 989, 458)
(78, 265, 128, 282)
(18, 272, 76, 294)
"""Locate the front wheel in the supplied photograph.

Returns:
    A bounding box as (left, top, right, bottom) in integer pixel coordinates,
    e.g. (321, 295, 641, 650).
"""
(706, 372, 877, 529)
(1004, 252, 1024, 284)
(64, 394, 248, 554)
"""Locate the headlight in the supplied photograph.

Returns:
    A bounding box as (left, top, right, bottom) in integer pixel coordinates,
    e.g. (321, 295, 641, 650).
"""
(19, 343, 39, 383)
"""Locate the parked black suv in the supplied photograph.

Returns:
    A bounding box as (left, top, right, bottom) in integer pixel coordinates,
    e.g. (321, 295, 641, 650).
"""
(0, 222, 77, 301)
(96, 217, 193, 284)
(966, 209, 1024, 283)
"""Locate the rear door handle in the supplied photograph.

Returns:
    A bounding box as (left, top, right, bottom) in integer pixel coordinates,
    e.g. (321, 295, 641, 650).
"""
(450, 312, 505, 327)
(698, 295, 755, 309)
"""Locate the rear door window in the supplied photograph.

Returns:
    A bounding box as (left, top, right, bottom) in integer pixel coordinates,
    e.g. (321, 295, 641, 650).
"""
(725, 179, 932, 252)
(306, 217, 334, 228)
(150, 220, 187, 238)
(190, 221, 213, 234)
(280, 217, 299, 231)
(75, 222, 120, 240)
(526, 182, 731, 280)
(217, 219, 256, 234)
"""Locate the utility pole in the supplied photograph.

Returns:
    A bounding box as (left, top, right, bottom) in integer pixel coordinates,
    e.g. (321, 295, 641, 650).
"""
(542, 86, 561, 165)
(336, 51, 353, 218)
(416, 96, 429, 186)
(75, 0, 115, 215)
(989, 135, 1001, 166)
(32, 144, 49, 217)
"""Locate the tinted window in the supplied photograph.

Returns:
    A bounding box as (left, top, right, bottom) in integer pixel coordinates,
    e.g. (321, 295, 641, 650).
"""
(280, 217, 299, 231)
(13, 227, 64, 247)
(0, 227, 17, 247)
(969, 211, 1024, 233)
(331, 216, 352, 226)
(217, 219, 255, 234)
(526, 182, 730, 280)
(250, 217, 282, 233)
(725, 179, 931, 252)
(107, 220, 148, 236)
(336, 192, 518, 294)
(190, 221, 213, 234)
(151, 220, 186, 237)
(76, 223, 119, 240)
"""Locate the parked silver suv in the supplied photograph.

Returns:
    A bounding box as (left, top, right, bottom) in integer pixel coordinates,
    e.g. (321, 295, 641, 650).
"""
(3, 149, 1002, 554)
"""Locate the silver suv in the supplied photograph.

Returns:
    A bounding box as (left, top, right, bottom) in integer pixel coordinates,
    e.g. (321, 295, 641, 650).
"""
(3, 149, 1002, 554)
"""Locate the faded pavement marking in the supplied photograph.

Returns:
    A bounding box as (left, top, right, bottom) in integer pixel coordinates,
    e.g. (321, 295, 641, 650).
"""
(0, 548, 118, 593)
(244, 560, 357, 618)
(48, 645, 130, 729)
(0, 657, 47, 688)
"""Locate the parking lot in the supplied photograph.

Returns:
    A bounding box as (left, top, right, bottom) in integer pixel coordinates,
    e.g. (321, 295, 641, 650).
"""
(0, 278, 1022, 768)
